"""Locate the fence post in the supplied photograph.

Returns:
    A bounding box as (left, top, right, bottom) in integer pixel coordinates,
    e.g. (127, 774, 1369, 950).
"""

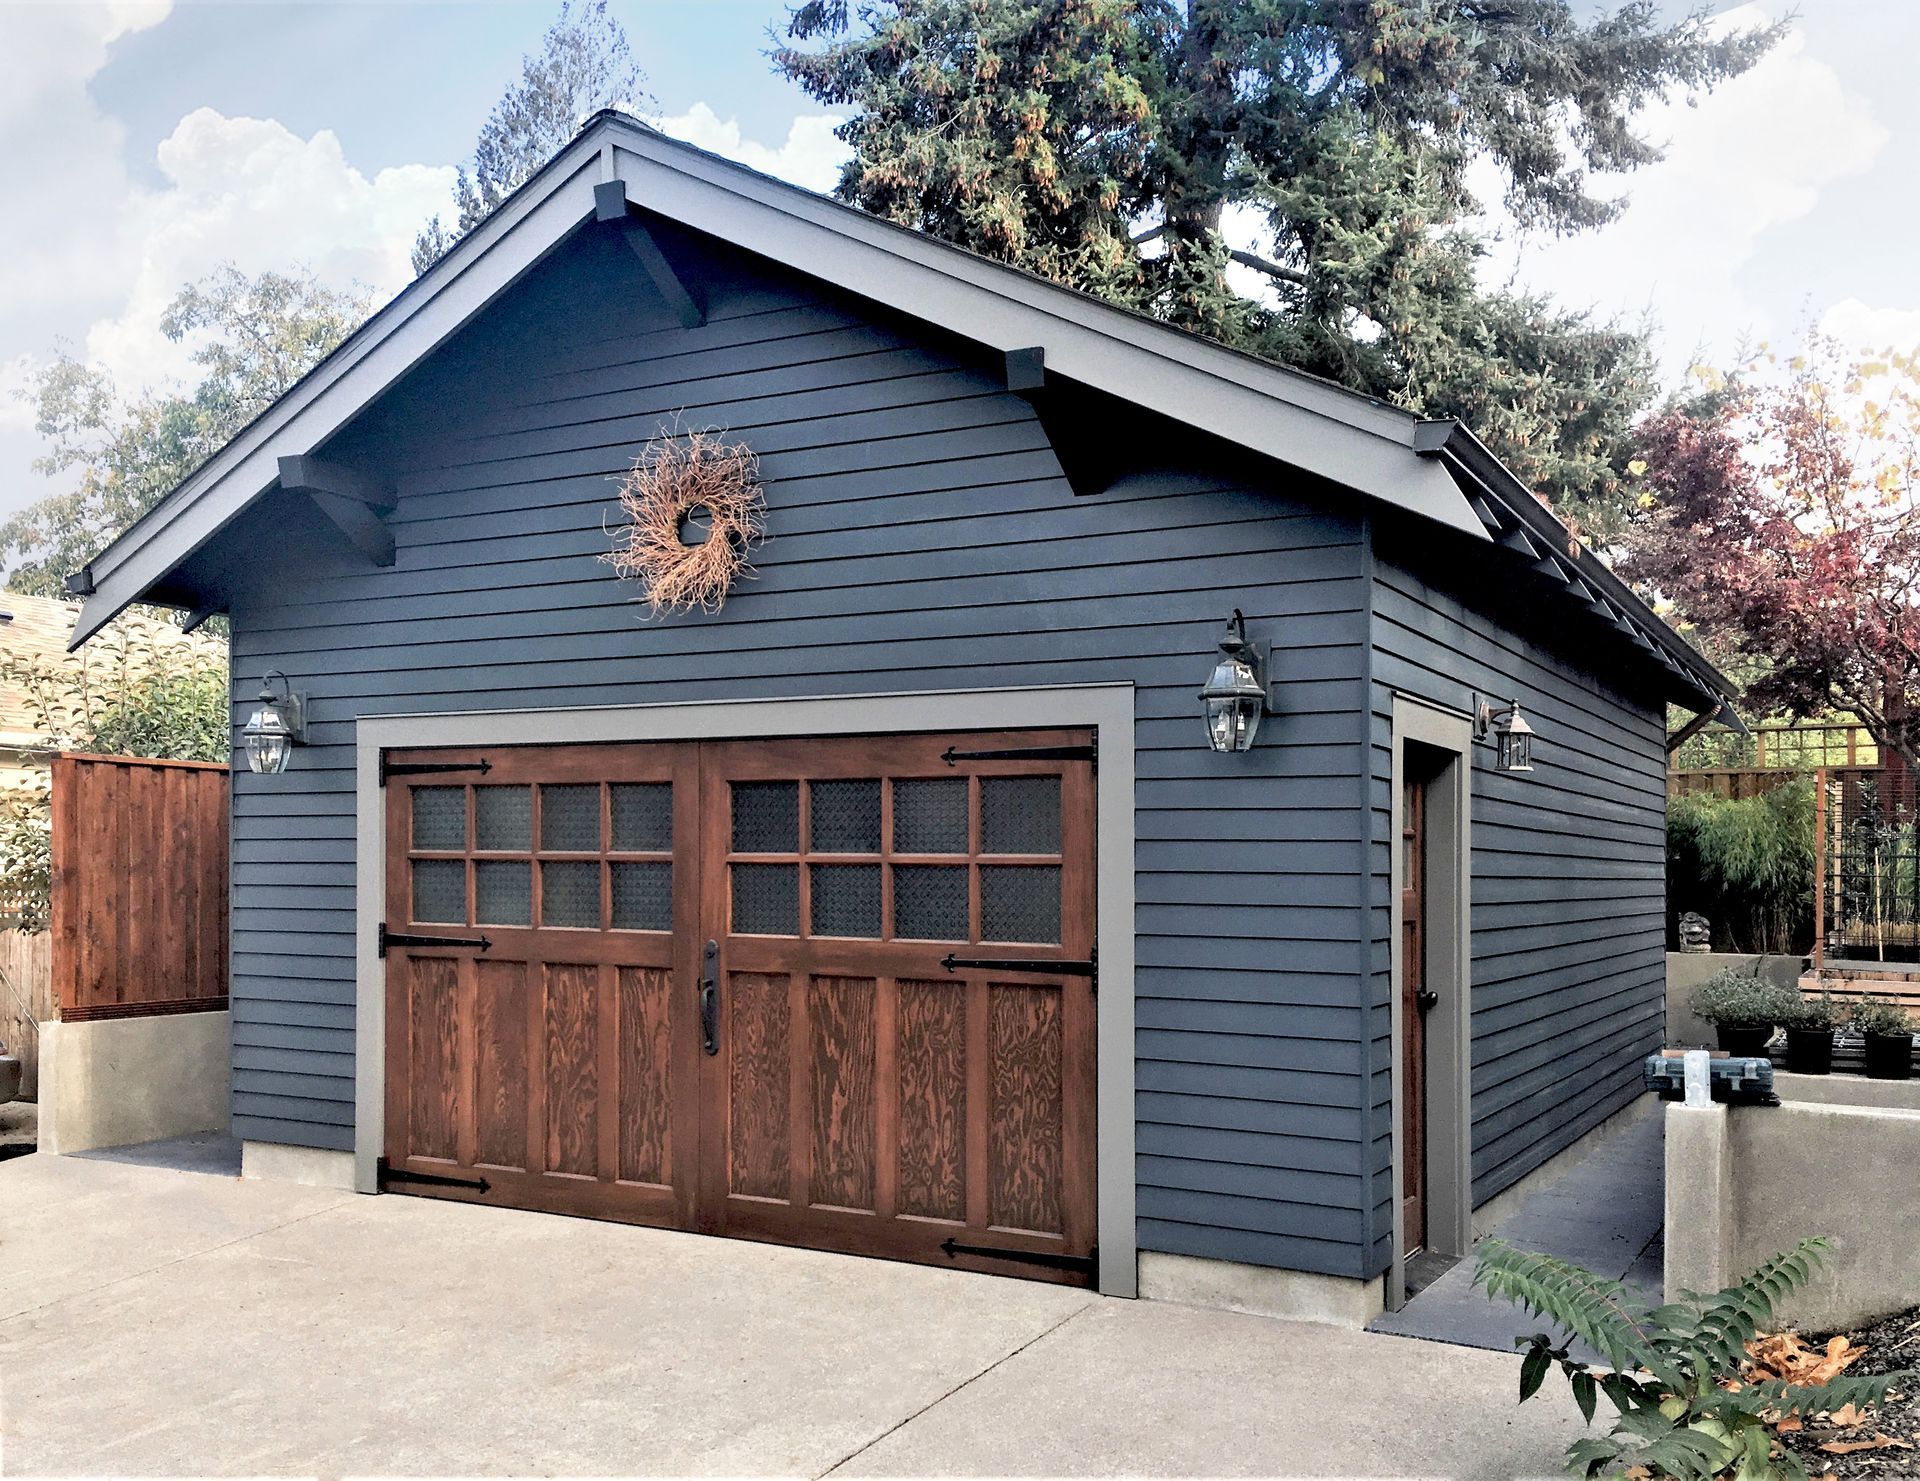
(1813, 766, 1826, 970)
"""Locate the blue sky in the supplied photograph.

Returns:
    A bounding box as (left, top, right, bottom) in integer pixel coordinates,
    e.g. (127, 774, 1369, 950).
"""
(1, 0, 1914, 533)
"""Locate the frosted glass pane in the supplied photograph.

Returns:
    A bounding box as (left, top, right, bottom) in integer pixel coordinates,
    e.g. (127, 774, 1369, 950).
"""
(733, 782, 798, 853)
(542, 860, 601, 928)
(894, 864, 968, 941)
(412, 859, 465, 923)
(611, 783, 672, 851)
(893, 778, 967, 854)
(612, 861, 672, 931)
(475, 786, 531, 851)
(811, 863, 881, 938)
(540, 784, 601, 851)
(811, 779, 881, 854)
(475, 860, 532, 926)
(981, 776, 1059, 855)
(981, 865, 1060, 943)
(411, 788, 465, 850)
(733, 862, 798, 935)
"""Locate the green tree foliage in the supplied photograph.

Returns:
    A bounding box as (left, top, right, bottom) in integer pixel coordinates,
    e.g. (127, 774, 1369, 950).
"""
(1476, 1237, 1913, 1480)
(411, 0, 653, 274)
(1, 266, 369, 597)
(0, 612, 229, 932)
(775, 0, 1779, 534)
(1667, 783, 1814, 956)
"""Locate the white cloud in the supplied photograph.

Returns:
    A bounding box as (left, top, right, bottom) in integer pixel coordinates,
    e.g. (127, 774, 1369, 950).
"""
(85, 108, 454, 391)
(0, 3, 454, 524)
(1819, 298, 1920, 357)
(1475, 6, 1888, 377)
(654, 103, 850, 194)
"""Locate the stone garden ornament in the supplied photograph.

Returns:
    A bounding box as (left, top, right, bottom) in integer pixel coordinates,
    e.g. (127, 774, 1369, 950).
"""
(604, 427, 766, 614)
(1678, 911, 1712, 953)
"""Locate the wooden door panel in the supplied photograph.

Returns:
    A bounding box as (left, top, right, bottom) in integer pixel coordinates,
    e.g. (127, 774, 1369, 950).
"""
(725, 970, 792, 1201)
(896, 979, 967, 1222)
(541, 962, 600, 1178)
(472, 958, 529, 1171)
(806, 975, 878, 1211)
(400, 955, 461, 1164)
(616, 965, 674, 1185)
(987, 981, 1064, 1236)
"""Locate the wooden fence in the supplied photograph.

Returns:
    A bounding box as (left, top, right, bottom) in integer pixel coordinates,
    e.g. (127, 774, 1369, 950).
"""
(49, 754, 228, 1022)
(0, 928, 52, 1097)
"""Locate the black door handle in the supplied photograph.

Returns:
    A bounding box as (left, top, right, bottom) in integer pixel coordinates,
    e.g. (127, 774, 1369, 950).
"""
(1416, 989, 1439, 1012)
(699, 938, 719, 1055)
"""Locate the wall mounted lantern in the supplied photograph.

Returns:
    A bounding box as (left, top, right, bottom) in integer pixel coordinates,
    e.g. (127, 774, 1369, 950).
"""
(1474, 696, 1535, 773)
(242, 670, 310, 775)
(1200, 610, 1274, 753)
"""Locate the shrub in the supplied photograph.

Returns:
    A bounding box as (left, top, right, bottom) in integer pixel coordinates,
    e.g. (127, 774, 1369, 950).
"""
(1667, 782, 1814, 954)
(1476, 1236, 1914, 1480)
(1688, 970, 1799, 1029)
(1849, 995, 1913, 1037)
(1778, 991, 1836, 1031)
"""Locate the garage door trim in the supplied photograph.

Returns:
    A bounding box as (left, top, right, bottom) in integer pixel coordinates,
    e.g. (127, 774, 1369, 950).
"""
(351, 684, 1136, 1297)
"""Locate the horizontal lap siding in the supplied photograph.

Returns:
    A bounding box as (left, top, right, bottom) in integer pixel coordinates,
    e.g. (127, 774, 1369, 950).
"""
(1365, 531, 1665, 1251)
(224, 230, 1376, 1275)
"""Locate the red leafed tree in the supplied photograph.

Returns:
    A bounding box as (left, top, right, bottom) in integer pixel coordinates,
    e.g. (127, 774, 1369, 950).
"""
(1621, 342, 1920, 767)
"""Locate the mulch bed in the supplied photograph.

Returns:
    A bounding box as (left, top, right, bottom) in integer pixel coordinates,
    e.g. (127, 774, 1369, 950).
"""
(1773, 1306, 1920, 1479)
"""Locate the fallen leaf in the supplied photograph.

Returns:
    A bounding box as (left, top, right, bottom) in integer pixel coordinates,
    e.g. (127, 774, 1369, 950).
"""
(1775, 1416, 1804, 1433)
(1817, 1432, 1913, 1455)
(1831, 1402, 1868, 1428)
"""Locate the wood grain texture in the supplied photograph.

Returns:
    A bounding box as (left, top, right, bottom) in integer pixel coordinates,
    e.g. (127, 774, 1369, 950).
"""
(895, 979, 967, 1221)
(406, 956, 461, 1162)
(618, 965, 673, 1184)
(542, 962, 599, 1176)
(50, 755, 228, 1020)
(727, 970, 790, 1199)
(807, 975, 876, 1210)
(987, 982, 1063, 1235)
(473, 958, 529, 1170)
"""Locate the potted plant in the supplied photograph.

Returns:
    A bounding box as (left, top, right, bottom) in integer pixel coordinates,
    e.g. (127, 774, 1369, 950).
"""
(1780, 992, 1837, 1075)
(1688, 970, 1795, 1056)
(1851, 996, 1915, 1081)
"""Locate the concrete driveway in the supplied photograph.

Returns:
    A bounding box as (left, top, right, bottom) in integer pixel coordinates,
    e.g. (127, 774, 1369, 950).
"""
(0, 1152, 1586, 1477)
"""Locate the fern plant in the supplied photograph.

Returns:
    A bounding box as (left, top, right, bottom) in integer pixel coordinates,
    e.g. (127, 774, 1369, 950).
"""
(1474, 1237, 1913, 1480)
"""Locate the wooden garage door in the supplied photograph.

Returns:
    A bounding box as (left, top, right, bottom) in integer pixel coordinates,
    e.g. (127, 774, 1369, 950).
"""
(381, 731, 1097, 1284)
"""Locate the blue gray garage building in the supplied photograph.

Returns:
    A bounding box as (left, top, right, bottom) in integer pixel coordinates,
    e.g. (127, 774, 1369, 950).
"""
(70, 111, 1734, 1319)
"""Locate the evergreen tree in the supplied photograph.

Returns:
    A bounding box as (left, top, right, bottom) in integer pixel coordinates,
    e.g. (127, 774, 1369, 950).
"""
(775, 0, 1779, 533)
(412, 0, 654, 274)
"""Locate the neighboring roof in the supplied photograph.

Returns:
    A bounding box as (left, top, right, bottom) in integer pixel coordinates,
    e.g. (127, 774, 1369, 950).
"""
(65, 111, 1736, 714)
(0, 590, 225, 754)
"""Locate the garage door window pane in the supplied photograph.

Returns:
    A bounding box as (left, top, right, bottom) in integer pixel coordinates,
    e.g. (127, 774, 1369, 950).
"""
(732, 862, 798, 935)
(475, 786, 532, 851)
(411, 788, 465, 850)
(475, 860, 532, 926)
(893, 864, 968, 941)
(810, 779, 881, 854)
(981, 776, 1059, 855)
(412, 859, 466, 923)
(540, 784, 601, 852)
(893, 778, 967, 854)
(542, 861, 601, 928)
(981, 865, 1060, 943)
(612, 861, 672, 931)
(611, 783, 672, 851)
(811, 863, 881, 938)
(733, 782, 799, 853)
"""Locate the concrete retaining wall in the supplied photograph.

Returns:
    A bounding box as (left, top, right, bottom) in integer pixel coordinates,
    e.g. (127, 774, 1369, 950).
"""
(1667, 952, 1808, 1048)
(39, 1010, 229, 1155)
(1666, 1078, 1920, 1330)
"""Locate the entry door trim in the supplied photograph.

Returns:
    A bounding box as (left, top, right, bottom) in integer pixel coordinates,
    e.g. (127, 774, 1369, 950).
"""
(1386, 695, 1472, 1310)
(353, 685, 1137, 1297)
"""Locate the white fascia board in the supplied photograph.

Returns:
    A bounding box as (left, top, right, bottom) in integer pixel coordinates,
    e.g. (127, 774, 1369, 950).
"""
(608, 134, 1487, 543)
(72, 148, 606, 647)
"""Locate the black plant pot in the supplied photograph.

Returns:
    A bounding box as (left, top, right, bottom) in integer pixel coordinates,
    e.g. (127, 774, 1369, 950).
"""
(1716, 1023, 1775, 1058)
(1864, 1031, 1914, 1081)
(1784, 1027, 1833, 1075)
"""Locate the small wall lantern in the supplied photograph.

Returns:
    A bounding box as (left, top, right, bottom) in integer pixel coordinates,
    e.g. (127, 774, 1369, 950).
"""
(242, 670, 310, 774)
(1200, 610, 1274, 753)
(1474, 696, 1535, 773)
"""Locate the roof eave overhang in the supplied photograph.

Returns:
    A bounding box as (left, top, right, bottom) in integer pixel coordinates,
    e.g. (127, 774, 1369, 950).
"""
(69, 114, 1492, 648)
(1415, 419, 1743, 728)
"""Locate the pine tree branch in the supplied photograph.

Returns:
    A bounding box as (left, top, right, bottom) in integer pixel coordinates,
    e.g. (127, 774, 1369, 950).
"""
(1228, 249, 1309, 288)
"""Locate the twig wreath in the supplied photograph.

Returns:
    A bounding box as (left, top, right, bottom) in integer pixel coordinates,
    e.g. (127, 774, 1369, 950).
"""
(602, 426, 766, 614)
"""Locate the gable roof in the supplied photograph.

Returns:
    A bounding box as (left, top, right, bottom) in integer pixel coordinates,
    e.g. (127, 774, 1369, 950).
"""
(65, 111, 1735, 716)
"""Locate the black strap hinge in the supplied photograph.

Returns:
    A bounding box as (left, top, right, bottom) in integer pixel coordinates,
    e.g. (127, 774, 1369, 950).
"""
(381, 756, 492, 785)
(940, 950, 1095, 991)
(377, 1157, 491, 1194)
(378, 923, 492, 957)
(942, 738, 1097, 769)
(939, 1237, 1096, 1275)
